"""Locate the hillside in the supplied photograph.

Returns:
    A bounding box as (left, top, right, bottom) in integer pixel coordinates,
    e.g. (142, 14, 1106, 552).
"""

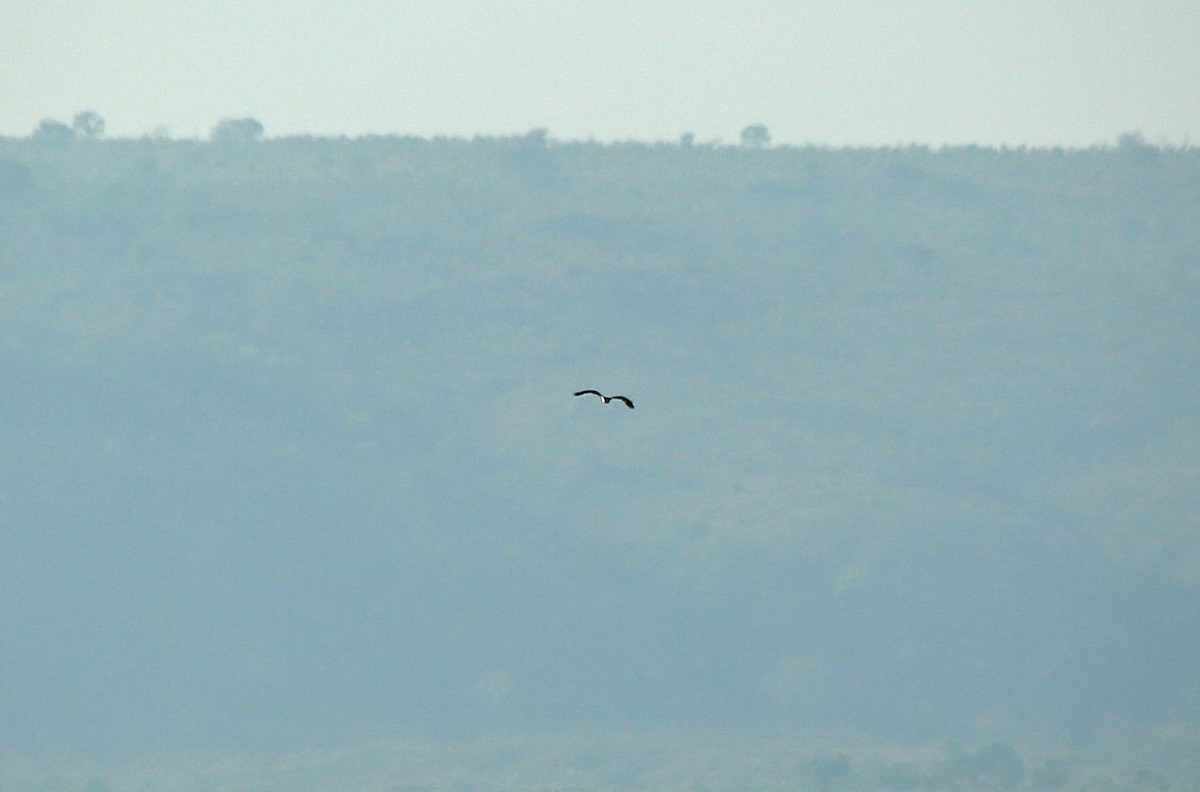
(1, 133, 1198, 765)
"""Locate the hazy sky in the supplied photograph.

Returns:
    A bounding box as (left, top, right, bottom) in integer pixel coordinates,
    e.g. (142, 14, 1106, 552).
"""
(4, 0, 1199, 146)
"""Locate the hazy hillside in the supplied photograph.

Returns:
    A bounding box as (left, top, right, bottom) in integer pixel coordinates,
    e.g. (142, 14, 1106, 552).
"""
(1, 132, 1197, 768)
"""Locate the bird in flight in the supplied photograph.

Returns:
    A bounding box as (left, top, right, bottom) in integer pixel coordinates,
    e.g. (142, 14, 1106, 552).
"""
(574, 389, 635, 409)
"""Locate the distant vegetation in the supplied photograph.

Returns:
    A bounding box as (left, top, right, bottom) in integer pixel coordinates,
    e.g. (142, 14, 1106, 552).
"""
(0, 733, 1188, 792)
(1, 120, 1198, 779)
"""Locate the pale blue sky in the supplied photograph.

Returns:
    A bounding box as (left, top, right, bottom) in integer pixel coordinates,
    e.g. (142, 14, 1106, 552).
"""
(4, 0, 1198, 145)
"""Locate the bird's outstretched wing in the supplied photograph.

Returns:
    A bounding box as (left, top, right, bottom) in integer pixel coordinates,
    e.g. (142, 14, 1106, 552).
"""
(574, 389, 604, 398)
(610, 396, 635, 409)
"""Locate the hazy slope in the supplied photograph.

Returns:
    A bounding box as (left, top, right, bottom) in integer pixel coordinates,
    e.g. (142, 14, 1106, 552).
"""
(1, 135, 1197, 754)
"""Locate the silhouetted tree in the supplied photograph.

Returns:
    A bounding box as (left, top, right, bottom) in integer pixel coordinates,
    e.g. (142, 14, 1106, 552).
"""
(71, 111, 106, 139)
(1117, 130, 1159, 162)
(741, 124, 771, 148)
(211, 117, 264, 143)
(522, 127, 549, 147)
(32, 118, 75, 142)
(1117, 130, 1151, 151)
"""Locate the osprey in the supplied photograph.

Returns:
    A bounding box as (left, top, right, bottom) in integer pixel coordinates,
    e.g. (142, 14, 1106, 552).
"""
(574, 389, 634, 409)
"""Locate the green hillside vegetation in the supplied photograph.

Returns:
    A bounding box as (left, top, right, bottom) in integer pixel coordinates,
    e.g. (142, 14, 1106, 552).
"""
(1, 128, 1198, 767)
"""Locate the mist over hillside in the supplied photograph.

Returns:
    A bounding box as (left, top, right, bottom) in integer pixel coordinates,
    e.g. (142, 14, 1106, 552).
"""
(1, 131, 1198, 768)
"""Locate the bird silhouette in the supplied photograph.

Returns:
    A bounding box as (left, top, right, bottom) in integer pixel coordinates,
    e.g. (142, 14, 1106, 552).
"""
(574, 389, 634, 409)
